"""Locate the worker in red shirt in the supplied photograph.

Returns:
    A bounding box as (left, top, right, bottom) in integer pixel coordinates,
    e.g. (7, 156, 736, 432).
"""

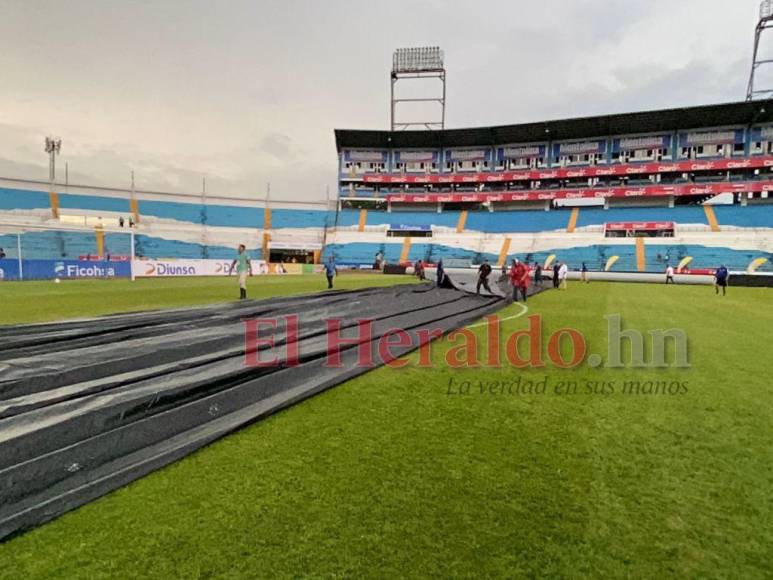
(509, 258, 531, 302)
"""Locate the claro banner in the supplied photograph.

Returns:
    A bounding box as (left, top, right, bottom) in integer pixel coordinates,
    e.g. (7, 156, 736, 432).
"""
(131, 259, 306, 277)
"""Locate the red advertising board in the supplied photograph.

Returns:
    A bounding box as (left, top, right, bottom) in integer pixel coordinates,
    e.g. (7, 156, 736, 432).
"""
(360, 156, 773, 185)
(604, 221, 674, 231)
(385, 180, 773, 203)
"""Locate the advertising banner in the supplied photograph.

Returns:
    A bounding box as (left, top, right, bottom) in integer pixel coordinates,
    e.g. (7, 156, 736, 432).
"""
(605, 221, 675, 231)
(679, 129, 744, 147)
(444, 149, 491, 162)
(343, 150, 388, 163)
(361, 155, 773, 185)
(612, 135, 672, 153)
(0, 259, 131, 281)
(0, 258, 310, 281)
(389, 224, 432, 231)
(552, 140, 607, 158)
(132, 259, 266, 277)
(131, 259, 307, 277)
(385, 180, 773, 204)
(394, 150, 438, 163)
(498, 144, 547, 160)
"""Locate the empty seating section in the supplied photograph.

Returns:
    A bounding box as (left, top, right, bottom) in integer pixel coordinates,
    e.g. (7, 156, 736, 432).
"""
(139, 200, 262, 228)
(576, 206, 708, 227)
(323, 242, 770, 273)
(0, 230, 258, 261)
(134, 235, 261, 260)
(359, 210, 458, 229)
(0, 231, 129, 259)
(323, 242, 480, 266)
(0, 186, 770, 270)
(58, 193, 129, 213)
(713, 204, 773, 228)
(465, 210, 568, 233)
(270, 209, 331, 229)
(339, 209, 570, 232)
(0, 188, 50, 211)
(335, 211, 362, 227)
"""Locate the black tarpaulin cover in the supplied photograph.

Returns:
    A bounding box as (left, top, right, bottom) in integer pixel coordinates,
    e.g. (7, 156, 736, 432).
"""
(0, 279, 512, 540)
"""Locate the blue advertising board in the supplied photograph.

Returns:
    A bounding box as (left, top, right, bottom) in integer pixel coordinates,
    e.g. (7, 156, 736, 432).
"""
(552, 139, 607, 158)
(611, 135, 672, 153)
(678, 129, 745, 147)
(0, 259, 131, 281)
(388, 224, 431, 231)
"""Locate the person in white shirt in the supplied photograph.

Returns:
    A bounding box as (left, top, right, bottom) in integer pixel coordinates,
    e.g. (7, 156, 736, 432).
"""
(665, 265, 675, 284)
(558, 262, 569, 290)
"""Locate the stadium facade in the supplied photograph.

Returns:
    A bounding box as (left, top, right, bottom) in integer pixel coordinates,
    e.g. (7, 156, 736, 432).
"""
(0, 100, 772, 279)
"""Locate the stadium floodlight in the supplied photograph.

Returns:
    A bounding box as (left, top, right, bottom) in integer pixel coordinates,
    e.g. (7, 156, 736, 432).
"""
(390, 46, 446, 131)
(762, 0, 773, 19)
(747, 1, 773, 100)
(44, 136, 62, 182)
(392, 46, 444, 74)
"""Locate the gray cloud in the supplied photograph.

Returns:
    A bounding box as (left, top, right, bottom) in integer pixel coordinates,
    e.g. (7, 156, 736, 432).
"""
(0, 0, 763, 201)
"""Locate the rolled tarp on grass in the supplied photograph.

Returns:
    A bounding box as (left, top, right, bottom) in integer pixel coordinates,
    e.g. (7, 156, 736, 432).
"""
(0, 280, 505, 540)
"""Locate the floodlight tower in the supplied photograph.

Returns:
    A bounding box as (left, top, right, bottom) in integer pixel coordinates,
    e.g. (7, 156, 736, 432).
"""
(390, 46, 446, 130)
(44, 136, 62, 218)
(747, 1, 773, 100)
(44, 136, 62, 182)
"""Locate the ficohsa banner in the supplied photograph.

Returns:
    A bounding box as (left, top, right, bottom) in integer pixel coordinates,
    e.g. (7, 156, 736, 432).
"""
(0, 259, 131, 281)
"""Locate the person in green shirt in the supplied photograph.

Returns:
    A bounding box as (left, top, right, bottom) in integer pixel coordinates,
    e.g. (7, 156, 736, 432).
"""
(229, 244, 253, 299)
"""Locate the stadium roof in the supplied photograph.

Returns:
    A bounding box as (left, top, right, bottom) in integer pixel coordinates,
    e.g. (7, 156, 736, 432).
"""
(335, 99, 773, 150)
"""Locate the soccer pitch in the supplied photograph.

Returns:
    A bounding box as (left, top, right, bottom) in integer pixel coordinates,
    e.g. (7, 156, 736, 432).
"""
(0, 277, 771, 578)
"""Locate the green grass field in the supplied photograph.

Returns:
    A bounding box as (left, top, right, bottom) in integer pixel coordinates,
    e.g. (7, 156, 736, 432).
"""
(1, 276, 772, 578)
(0, 273, 414, 325)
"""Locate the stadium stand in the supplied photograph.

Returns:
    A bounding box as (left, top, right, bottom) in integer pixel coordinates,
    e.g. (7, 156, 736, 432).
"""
(1, 101, 772, 276)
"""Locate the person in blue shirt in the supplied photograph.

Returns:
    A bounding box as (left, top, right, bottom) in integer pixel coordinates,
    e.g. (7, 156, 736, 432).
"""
(324, 256, 338, 289)
(714, 265, 729, 296)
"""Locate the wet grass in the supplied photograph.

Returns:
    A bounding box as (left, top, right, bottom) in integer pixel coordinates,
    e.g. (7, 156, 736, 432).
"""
(1, 281, 771, 578)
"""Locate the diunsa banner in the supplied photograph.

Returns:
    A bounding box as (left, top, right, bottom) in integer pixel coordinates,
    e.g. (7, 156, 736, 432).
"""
(132, 258, 272, 277)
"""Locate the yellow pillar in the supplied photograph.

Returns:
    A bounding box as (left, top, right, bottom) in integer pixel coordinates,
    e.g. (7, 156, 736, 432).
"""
(130, 198, 140, 224)
(635, 237, 646, 272)
(456, 210, 468, 233)
(96, 227, 105, 257)
(49, 187, 60, 219)
(358, 209, 368, 232)
(399, 237, 412, 263)
(313, 249, 321, 264)
(567, 207, 579, 233)
(497, 237, 511, 268)
(703, 205, 720, 232)
(262, 232, 271, 261)
(264, 207, 272, 230)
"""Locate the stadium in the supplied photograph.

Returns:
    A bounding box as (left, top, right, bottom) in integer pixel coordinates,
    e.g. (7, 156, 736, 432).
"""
(3, 98, 772, 282)
(1, 2, 773, 579)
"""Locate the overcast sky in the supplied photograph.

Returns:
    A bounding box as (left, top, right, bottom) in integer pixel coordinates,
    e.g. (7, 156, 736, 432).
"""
(0, 0, 766, 201)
